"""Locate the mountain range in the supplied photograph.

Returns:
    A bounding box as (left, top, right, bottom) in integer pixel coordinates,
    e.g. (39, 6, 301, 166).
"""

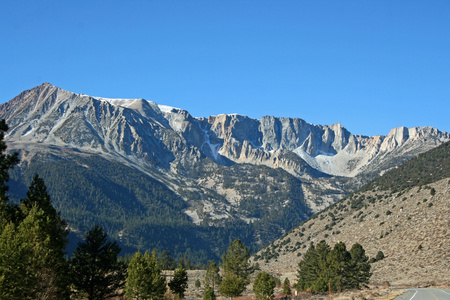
(1, 83, 448, 262)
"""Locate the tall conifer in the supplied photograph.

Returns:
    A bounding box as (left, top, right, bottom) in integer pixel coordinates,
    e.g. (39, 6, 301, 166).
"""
(70, 225, 126, 300)
(219, 239, 254, 298)
(125, 250, 166, 300)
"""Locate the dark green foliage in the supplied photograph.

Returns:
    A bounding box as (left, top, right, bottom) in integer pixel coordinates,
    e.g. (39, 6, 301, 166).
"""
(219, 239, 255, 297)
(375, 251, 385, 261)
(349, 243, 372, 289)
(203, 286, 216, 300)
(0, 206, 69, 299)
(361, 141, 450, 192)
(70, 225, 126, 300)
(169, 262, 188, 299)
(430, 188, 436, 196)
(296, 242, 322, 291)
(253, 271, 276, 300)
(125, 250, 166, 300)
(20, 174, 70, 299)
(195, 279, 201, 288)
(283, 278, 292, 296)
(0, 120, 19, 222)
(159, 250, 177, 270)
(296, 241, 371, 293)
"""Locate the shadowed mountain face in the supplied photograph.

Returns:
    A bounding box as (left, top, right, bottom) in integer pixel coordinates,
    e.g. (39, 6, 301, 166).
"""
(1, 83, 448, 261)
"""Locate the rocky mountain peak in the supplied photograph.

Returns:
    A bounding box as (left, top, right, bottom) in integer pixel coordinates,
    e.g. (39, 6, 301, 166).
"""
(2, 83, 449, 179)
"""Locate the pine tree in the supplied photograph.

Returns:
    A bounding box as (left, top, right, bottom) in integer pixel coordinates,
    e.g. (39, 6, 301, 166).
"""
(219, 239, 254, 297)
(21, 174, 70, 298)
(0, 208, 40, 299)
(0, 119, 19, 223)
(195, 279, 201, 288)
(203, 286, 216, 300)
(0, 205, 69, 299)
(282, 277, 291, 296)
(349, 243, 372, 289)
(253, 271, 276, 300)
(326, 242, 352, 291)
(204, 260, 221, 290)
(218, 274, 247, 298)
(169, 262, 188, 299)
(70, 225, 126, 300)
(125, 250, 166, 300)
(296, 242, 320, 291)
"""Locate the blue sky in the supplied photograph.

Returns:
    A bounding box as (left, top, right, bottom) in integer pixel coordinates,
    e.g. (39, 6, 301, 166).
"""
(1, 0, 449, 136)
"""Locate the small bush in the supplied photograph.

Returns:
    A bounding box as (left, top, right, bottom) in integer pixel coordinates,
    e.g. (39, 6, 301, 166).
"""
(375, 251, 385, 261)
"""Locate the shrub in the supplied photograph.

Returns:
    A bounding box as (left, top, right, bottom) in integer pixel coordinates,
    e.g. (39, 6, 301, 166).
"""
(430, 188, 436, 196)
(375, 251, 385, 261)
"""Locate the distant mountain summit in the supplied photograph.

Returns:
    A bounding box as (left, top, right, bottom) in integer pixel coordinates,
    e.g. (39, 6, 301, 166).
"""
(1, 83, 448, 261)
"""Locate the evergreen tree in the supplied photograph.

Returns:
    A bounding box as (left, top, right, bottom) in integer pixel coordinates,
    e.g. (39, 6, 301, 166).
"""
(21, 174, 70, 298)
(218, 274, 247, 298)
(203, 286, 216, 300)
(195, 279, 201, 288)
(219, 239, 254, 297)
(0, 205, 69, 299)
(296, 243, 319, 291)
(315, 240, 332, 288)
(326, 242, 352, 291)
(169, 262, 188, 299)
(0, 119, 19, 223)
(349, 243, 371, 289)
(0, 207, 41, 299)
(296, 241, 372, 293)
(253, 271, 276, 300)
(70, 225, 126, 300)
(282, 277, 291, 296)
(204, 260, 221, 290)
(125, 250, 166, 300)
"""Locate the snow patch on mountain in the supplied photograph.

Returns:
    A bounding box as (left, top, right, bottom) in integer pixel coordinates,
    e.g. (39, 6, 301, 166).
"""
(96, 97, 143, 108)
(158, 104, 180, 113)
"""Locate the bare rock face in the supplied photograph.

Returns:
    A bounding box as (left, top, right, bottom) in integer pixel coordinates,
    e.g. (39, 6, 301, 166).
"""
(1, 83, 449, 225)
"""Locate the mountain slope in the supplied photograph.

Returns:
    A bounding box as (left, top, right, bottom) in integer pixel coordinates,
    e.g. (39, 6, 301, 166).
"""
(254, 141, 450, 286)
(1, 83, 449, 262)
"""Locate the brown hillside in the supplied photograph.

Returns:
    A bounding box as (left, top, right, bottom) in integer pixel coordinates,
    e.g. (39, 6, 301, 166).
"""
(253, 178, 450, 286)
